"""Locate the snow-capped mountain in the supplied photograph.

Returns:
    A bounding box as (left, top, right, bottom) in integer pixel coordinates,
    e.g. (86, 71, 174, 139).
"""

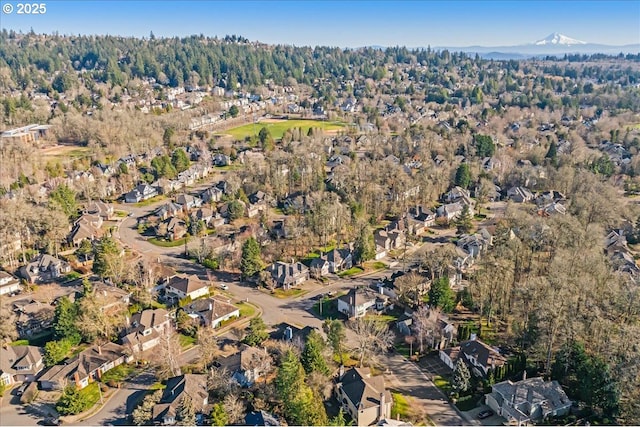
(534, 32, 586, 46)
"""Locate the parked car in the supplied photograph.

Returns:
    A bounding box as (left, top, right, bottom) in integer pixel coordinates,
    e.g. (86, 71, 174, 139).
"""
(219, 283, 229, 290)
(16, 382, 29, 396)
(41, 417, 61, 426)
(477, 410, 494, 419)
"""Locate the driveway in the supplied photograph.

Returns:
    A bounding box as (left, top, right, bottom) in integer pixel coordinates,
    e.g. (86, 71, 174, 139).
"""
(71, 370, 156, 426)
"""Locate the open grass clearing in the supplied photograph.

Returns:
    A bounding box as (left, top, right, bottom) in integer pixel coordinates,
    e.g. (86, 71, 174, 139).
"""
(271, 287, 307, 299)
(338, 266, 364, 277)
(148, 237, 188, 247)
(217, 119, 345, 140)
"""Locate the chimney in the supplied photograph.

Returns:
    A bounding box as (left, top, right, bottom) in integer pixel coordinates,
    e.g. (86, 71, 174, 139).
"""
(339, 364, 345, 379)
(379, 392, 386, 420)
(522, 369, 527, 381)
(209, 302, 213, 311)
(97, 345, 102, 355)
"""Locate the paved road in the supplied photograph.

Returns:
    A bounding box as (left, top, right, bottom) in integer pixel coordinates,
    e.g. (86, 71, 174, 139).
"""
(0, 385, 57, 426)
(72, 370, 156, 426)
(109, 197, 469, 425)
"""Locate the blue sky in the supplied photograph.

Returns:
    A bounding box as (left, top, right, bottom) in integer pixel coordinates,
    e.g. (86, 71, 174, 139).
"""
(1, 1, 638, 47)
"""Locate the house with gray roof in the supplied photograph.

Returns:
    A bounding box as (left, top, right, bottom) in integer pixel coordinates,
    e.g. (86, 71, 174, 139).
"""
(151, 374, 209, 425)
(440, 337, 507, 378)
(20, 254, 72, 283)
(335, 366, 392, 426)
(0, 345, 44, 386)
(183, 297, 240, 328)
(268, 261, 309, 288)
(486, 377, 572, 425)
(122, 308, 172, 353)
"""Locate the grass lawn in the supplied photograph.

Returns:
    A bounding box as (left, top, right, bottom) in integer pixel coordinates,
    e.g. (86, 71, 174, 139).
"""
(395, 343, 412, 358)
(100, 363, 136, 385)
(148, 237, 188, 247)
(213, 164, 243, 171)
(218, 119, 345, 140)
(178, 333, 197, 349)
(236, 302, 256, 318)
(10, 339, 30, 346)
(433, 375, 452, 395)
(114, 210, 128, 218)
(272, 287, 307, 299)
(365, 261, 387, 270)
(338, 266, 364, 277)
(332, 352, 359, 367)
(75, 382, 101, 412)
(134, 195, 166, 207)
(364, 313, 398, 322)
(391, 392, 411, 419)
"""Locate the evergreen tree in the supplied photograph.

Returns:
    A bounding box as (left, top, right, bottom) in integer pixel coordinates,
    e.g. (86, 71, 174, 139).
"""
(242, 317, 269, 347)
(240, 237, 262, 279)
(49, 184, 78, 219)
(171, 149, 191, 173)
(428, 276, 455, 312)
(301, 330, 330, 375)
(354, 226, 375, 263)
(454, 163, 471, 189)
(92, 236, 121, 279)
(210, 403, 228, 426)
(176, 394, 196, 426)
(323, 319, 346, 365)
(452, 358, 472, 394)
(454, 204, 473, 234)
(53, 296, 80, 344)
(229, 105, 239, 118)
(545, 141, 558, 159)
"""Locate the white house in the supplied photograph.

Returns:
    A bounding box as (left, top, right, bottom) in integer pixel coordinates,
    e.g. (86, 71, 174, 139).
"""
(0, 271, 21, 296)
(165, 274, 210, 300)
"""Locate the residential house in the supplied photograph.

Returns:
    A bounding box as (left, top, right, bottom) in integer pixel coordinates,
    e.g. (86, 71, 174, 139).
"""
(14, 300, 55, 337)
(374, 228, 406, 257)
(20, 254, 71, 283)
(39, 342, 126, 390)
(85, 200, 114, 220)
(183, 297, 240, 328)
(482, 157, 501, 172)
(397, 310, 455, 350)
(213, 153, 231, 166)
(485, 377, 572, 426)
(217, 344, 272, 387)
(274, 322, 317, 344)
(199, 186, 224, 203)
(443, 186, 472, 204)
(68, 214, 103, 247)
(165, 274, 210, 301)
(534, 191, 566, 207)
(175, 194, 202, 211)
(245, 411, 281, 426)
(124, 184, 158, 203)
(0, 270, 21, 296)
(151, 374, 209, 425)
(154, 202, 183, 220)
(507, 187, 535, 204)
(162, 217, 187, 241)
(439, 337, 507, 377)
(0, 345, 44, 386)
(457, 228, 493, 259)
(192, 207, 214, 225)
(406, 205, 436, 235)
(539, 202, 566, 217)
(335, 366, 392, 426)
(268, 261, 309, 288)
(309, 247, 354, 278)
(122, 308, 172, 354)
(92, 282, 131, 313)
(436, 201, 474, 221)
(337, 286, 388, 319)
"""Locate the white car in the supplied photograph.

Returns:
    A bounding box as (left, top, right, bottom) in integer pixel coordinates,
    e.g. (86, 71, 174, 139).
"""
(219, 284, 229, 290)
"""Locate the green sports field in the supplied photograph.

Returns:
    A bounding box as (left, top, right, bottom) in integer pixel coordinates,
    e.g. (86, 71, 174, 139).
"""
(218, 119, 345, 140)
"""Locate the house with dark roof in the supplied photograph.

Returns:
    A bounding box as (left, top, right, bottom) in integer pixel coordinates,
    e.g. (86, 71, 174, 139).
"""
(245, 410, 281, 426)
(439, 337, 507, 378)
(486, 377, 572, 425)
(151, 374, 209, 425)
(337, 286, 388, 319)
(335, 366, 392, 426)
(15, 300, 55, 337)
(68, 214, 103, 247)
(19, 254, 72, 283)
(124, 184, 158, 203)
(406, 205, 436, 235)
(122, 308, 172, 353)
(183, 297, 240, 328)
(175, 194, 202, 211)
(154, 202, 183, 220)
(0, 345, 44, 386)
(165, 274, 210, 300)
(268, 261, 309, 288)
(86, 200, 114, 220)
(217, 344, 272, 387)
(507, 186, 535, 203)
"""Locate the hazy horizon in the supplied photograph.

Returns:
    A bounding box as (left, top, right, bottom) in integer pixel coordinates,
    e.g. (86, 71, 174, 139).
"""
(0, 0, 638, 48)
